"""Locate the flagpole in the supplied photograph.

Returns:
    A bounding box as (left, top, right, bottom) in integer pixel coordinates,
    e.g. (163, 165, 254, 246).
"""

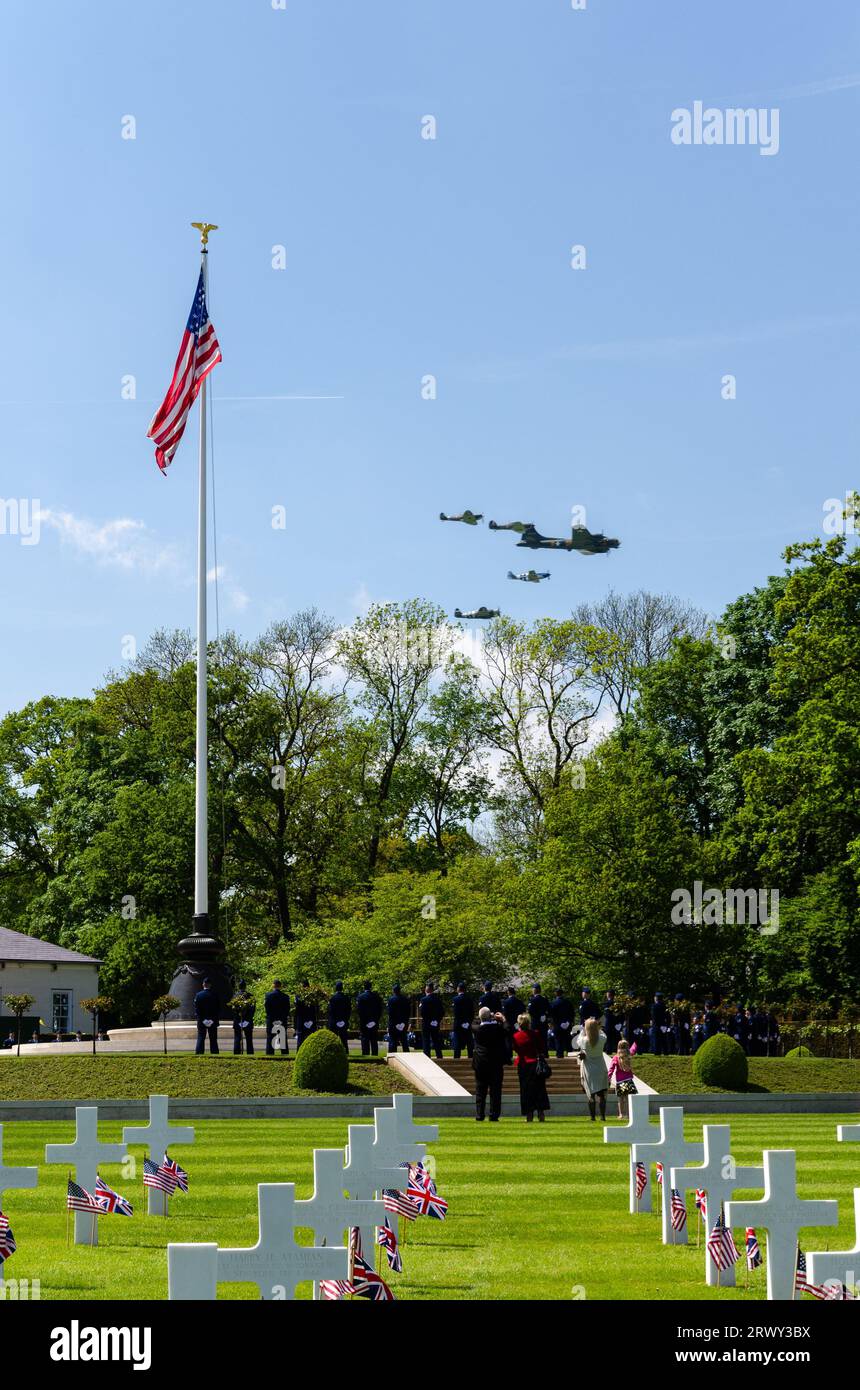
(194, 239, 210, 934)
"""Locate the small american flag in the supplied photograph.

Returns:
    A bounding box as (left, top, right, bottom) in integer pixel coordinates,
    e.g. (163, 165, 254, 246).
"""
(95, 1176, 133, 1216)
(0, 1211, 17, 1262)
(795, 1247, 827, 1299)
(376, 1217, 402, 1273)
(67, 1179, 101, 1213)
(670, 1189, 687, 1231)
(634, 1162, 647, 1199)
(382, 1189, 420, 1221)
(143, 1157, 173, 1193)
(706, 1214, 739, 1272)
(406, 1179, 448, 1220)
(320, 1278, 354, 1300)
(745, 1227, 761, 1269)
(820, 1280, 859, 1301)
(147, 269, 222, 473)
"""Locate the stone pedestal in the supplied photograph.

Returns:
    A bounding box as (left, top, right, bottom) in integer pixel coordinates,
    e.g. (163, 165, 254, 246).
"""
(167, 914, 233, 1022)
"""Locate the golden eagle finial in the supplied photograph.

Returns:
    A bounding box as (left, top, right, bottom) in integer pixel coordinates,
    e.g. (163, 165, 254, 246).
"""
(191, 222, 219, 248)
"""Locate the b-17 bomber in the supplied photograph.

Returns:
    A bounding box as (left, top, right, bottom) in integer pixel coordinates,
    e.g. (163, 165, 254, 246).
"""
(507, 570, 551, 583)
(453, 606, 500, 620)
(491, 520, 620, 555)
(439, 510, 483, 525)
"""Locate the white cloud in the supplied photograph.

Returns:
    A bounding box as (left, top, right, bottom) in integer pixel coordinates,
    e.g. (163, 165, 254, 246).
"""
(38, 509, 180, 576)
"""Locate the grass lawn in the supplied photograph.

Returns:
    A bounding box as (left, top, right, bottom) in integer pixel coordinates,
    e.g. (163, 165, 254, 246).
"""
(0, 1112, 857, 1300)
(0, 1055, 416, 1101)
(633, 1056, 860, 1093)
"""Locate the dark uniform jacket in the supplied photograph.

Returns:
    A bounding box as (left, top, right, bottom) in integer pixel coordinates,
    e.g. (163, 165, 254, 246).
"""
(528, 994, 550, 1027)
(418, 992, 444, 1025)
(452, 993, 475, 1027)
(478, 989, 502, 1013)
(650, 1000, 669, 1029)
(194, 987, 220, 1024)
(264, 988, 291, 1022)
(327, 990, 352, 1028)
(502, 994, 524, 1028)
(550, 994, 574, 1040)
(232, 991, 255, 1026)
(293, 994, 318, 1032)
(387, 992, 411, 1028)
(356, 990, 384, 1025)
(579, 997, 601, 1024)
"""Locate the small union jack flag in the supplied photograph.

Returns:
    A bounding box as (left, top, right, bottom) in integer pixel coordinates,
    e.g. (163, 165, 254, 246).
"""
(376, 1217, 403, 1273)
(670, 1189, 687, 1231)
(349, 1227, 396, 1301)
(67, 1179, 102, 1213)
(400, 1160, 437, 1195)
(95, 1176, 133, 1216)
(382, 1189, 420, 1221)
(634, 1162, 647, 1199)
(160, 1155, 189, 1194)
(745, 1228, 761, 1270)
(0, 1211, 17, 1262)
(405, 1179, 448, 1220)
(695, 1188, 707, 1215)
(706, 1214, 740, 1272)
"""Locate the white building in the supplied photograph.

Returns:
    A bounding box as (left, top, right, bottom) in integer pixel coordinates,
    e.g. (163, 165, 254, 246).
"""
(0, 926, 100, 1037)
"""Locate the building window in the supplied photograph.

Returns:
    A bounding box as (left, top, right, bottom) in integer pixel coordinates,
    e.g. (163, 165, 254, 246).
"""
(52, 991, 71, 1034)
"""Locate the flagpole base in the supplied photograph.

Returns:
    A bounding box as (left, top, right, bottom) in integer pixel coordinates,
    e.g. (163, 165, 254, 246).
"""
(166, 915, 233, 1021)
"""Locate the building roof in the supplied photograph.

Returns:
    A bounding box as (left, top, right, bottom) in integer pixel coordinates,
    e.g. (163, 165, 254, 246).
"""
(0, 926, 100, 965)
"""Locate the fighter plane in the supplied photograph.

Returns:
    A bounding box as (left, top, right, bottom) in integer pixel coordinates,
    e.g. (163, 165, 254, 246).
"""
(507, 570, 551, 583)
(453, 606, 500, 620)
(439, 510, 483, 525)
(491, 520, 620, 554)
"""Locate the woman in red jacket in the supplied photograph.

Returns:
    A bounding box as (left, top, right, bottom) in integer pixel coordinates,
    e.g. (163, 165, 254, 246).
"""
(512, 1012, 551, 1122)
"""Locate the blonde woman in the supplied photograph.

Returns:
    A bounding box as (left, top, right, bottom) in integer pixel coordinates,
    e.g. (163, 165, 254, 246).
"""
(574, 1015, 608, 1121)
(607, 1037, 638, 1118)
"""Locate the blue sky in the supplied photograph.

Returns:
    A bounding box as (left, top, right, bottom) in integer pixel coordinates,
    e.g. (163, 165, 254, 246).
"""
(1, 0, 858, 711)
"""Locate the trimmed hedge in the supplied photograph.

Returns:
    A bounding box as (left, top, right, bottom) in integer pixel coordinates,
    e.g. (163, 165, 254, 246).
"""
(692, 1034, 749, 1089)
(784, 1045, 815, 1059)
(292, 1027, 350, 1091)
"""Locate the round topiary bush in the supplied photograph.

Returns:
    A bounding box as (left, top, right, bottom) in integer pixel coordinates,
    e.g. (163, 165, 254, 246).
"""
(692, 1034, 749, 1090)
(784, 1045, 815, 1059)
(292, 1028, 350, 1092)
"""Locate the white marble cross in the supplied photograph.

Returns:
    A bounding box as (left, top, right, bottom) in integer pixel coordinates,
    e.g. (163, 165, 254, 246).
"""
(45, 1106, 127, 1246)
(296, 1148, 385, 1296)
(167, 1183, 348, 1300)
(344, 1124, 405, 1211)
(122, 1094, 195, 1215)
(603, 1095, 660, 1214)
(725, 1150, 839, 1301)
(671, 1124, 764, 1280)
(837, 1122, 860, 1143)
(384, 1093, 439, 1149)
(632, 1107, 703, 1245)
(807, 1187, 860, 1298)
(0, 1123, 38, 1212)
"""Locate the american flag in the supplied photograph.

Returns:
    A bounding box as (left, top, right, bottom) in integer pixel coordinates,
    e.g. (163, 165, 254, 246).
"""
(706, 1214, 740, 1272)
(147, 269, 222, 473)
(656, 1162, 663, 1188)
(634, 1162, 647, 1199)
(143, 1157, 173, 1193)
(0, 1211, 16, 1262)
(377, 1217, 402, 1273)
(820, 1280, 859, 1301)
(406, 1178, 448, 1220)
(95, 1176, 133, 1216)
(745, 1227, 762, 1270)
(320, 1279, 354, 1300)
(67, 1179, 101, 1213)
(795, 1248, 827, 1299)
(383, 1189, 420, 1221)
(670, 1189, 687, 1231)
(160, 1155, 189, 1194)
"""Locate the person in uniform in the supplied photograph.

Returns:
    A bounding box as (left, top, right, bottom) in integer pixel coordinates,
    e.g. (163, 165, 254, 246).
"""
(528, 983, 550, 1047)
(418, 982, 444, 1059)
(703, 1000, 719, 1040)
(387, 983, 411, 1052)
(671, 993, 691, 1056)
(472, 1007, 508, 1121)
(231, 979, 255, 1055)
(579, 987, 600, 1025)
(356, 980, 384, 1056)
(501, 985, 524, 1062)
(602, 989, 621, 1050)
(750, 1003, 768, 1057)
(327, 981, 352, 1051)
(451, 982, 475, 1059)
(293, 981, 318, 1049)
(549, 987, 575, 1058)
(730, 1003, 749, 1053)
(264, 979, 291, 1055)
(649, 991, 670, 1055)
(478, 980, 502, 1013)
(691, 1012, 706, 1053)
(767, 1009, 780, 1055)
(194, 977, 220, 1055)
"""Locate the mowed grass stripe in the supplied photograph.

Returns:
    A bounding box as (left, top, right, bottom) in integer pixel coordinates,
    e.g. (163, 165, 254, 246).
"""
(0, 1115, 856, 1300)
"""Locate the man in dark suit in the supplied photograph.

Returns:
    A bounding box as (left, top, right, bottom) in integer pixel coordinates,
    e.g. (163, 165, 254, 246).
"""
(356, 980, 384, 1056)
(478, 980, 502, 1013)
(451, 982, 475, 1059)
(501, 985, 524, 1063)
(387, 984, 411, 1052)
(472, 1007, 508, 1122)
(418, 982, 444, 1059)
(579, 987, 601, 1025)
(327, 981, 352, 1051)
(549, 988, 575, 1058)
(264, 979, 291, 1055)
(528, 984, 550, 1047)
(194, 977, 220, 1055)
(293, 981, 318, 1049)
(231, 979, 255, 1055)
